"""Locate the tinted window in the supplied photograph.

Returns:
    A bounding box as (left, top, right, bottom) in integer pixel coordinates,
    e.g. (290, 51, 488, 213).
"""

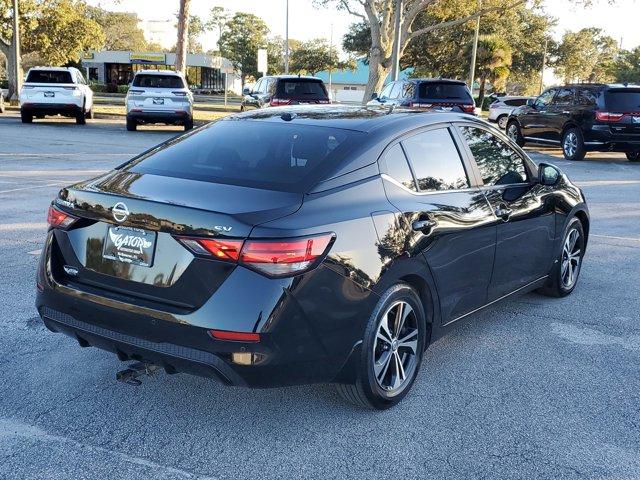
(133, 74, 184, 88)
(26, 70, 73, 84)
(402, 129, 469, 192)
(553, 88, 574, 106)
(402, 83, 415, 99)
(277, 80, 328, 99)
(504, 98, 528, 107)
(417, 83, 471, 101)
(128, 120, 363, 193)
(379, 83, 393, 99)
(253, 78, 263, 93)
(577, 89, 598, 107)
(535, 89, 556, 108)
(382, 144, 416, 191)
(390, 82, 403, 99)
(460, 127, 528, 186)
(604, 89, 640, 111)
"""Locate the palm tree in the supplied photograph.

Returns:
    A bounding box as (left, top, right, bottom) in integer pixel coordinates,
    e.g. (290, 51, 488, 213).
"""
(175, 0, 191, 74)
(472, 35, 512, 107)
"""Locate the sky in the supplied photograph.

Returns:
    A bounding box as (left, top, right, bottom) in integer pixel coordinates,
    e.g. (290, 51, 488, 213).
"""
(87, 0, 640, 52)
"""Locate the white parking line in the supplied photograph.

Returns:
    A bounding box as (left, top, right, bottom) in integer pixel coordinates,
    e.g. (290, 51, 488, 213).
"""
(591, 234, 640, 242)
(0, 153, 135, 157)
(0, 170, 106, 177)
(575, 180, 640, 187)
(0, 183, 66, 194)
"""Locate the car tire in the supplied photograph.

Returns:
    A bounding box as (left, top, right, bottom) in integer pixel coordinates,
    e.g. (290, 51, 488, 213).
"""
(21, 110, 33, 123)
(0, 97, 5, 114)
(335, 283, 427, 410)
(76, 107, 86, 125)
(626, 151, 640, 162)
(506, 121, 525, 147)
(562, 128, 586, 161)
(126, 117, 137, 131)
(86, 108, 93, 120)
(497, 115, 508, 129)
(184, 118, 194, 131)
(537, 217, 585, 298)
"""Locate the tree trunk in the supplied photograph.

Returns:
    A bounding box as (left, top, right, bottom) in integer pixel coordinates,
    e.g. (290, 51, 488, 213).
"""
(363, 47, 390, 104)
(477, 74, 487, 108)
(1, 42, 21, 101)
(175, 0, 191, 74)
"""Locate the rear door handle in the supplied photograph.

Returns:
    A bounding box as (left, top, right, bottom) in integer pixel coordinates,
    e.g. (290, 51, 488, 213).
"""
(412, 219, 437, 233)
(495, 205, 513, 221)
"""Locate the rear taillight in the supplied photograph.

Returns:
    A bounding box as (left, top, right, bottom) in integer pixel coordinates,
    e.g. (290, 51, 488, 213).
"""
(595, 111, 624, 122)
(176, 233, 335, 277)
(269, 98, 292, 107)
(62, 86, 79, 91)
(208, 330, 260, 342)
(47, 205, 76, 229)
(461, 104, 476, 113)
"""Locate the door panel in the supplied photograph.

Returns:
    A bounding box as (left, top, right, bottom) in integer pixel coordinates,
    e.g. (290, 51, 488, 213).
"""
(522, 89, 556, 139)
(545, 88, 575, 141)
(457, 125, 556, 300)
(380, 128, 496, 324)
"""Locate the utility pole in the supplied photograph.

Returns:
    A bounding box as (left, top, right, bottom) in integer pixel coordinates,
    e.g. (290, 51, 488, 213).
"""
(284, 0, 290, 74)
(329, 23, 333, 94)
(539, 37, 548, 95)
(468, 0, 481, 94)
(390, 0, 402, 81)
(11, 0, 22, 102)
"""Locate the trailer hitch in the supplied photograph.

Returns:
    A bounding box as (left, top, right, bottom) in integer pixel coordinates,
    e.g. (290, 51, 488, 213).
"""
(116, 362, 160, 386)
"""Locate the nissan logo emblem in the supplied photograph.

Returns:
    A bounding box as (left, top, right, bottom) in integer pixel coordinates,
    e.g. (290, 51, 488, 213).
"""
(112, 202, 130, 223)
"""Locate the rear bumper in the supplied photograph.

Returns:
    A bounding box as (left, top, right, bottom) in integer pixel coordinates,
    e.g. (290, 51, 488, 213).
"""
(127, 110, 192, 124)
(21, 103, 82, 116)
(585, 126, 640, 151)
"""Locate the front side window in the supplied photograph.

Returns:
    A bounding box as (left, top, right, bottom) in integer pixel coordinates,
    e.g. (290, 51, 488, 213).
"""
(577, 88, 598, 107)
(459, 127, 528, 186)
(389, 82, 403, 99)
(553, 88, 574, 106)
(401, 128, 469, 192)
(534, 89, 556, 109)
(379, 83, 393, 99)
(382, 144, 416, 191)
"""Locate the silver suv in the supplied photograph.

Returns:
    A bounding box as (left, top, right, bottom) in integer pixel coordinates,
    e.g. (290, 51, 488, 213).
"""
(126, 70, 193, 131)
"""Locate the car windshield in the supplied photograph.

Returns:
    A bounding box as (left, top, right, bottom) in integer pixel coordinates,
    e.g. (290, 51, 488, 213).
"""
(277, 80, 328, 99)
(604, 89, 640, 111)
(126, 120, 364, 192)
(418, 83, 471, 101)
(133, 74, 185, 89)
(26, 70, 73, 84)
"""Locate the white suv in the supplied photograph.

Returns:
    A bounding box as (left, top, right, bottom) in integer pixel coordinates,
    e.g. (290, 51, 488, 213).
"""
(19, 67, 93, 124)
(125, 70, 193, 131)
(488, 96, 534, 129)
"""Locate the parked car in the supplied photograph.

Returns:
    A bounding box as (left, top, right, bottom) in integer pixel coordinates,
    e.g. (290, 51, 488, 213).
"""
(126, 70, 193, 131)
(488, 96, 535, 129)
(37, 106, 589, 409)
(19, 67, 93, 124)
(367, 78, 476, 114)
(506, 83, 640, 161)
(241, 75, 330, 110)
(0, 90, 4, 114)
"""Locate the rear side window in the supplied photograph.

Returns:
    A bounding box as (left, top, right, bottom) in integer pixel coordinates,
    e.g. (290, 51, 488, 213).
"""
(459, 127, 528, 186)
(604, 89, 640, 111)
(577, 89, 598, 107)
(128, 120, 363, 193)
(401, 128, 469, 192)
(277, 80, 328, 99)
(133, 74, 185, 89)
(504, 98, 528, 107)
(382, 144, 416, 191)
(417, 83, 471, 101)
(26, 70, 73, 84)
(553, 88, 574, 106)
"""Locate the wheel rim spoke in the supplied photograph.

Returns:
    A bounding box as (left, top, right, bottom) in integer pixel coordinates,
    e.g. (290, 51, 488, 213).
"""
(398, 329, 418, 353)
(375, 350, 393, 381)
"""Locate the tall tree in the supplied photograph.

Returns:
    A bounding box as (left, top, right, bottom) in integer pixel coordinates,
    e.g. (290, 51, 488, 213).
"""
(218, 12, 269, 86)
(613, 46, 640, 84)
(266, 36, 301, 75)
(207, 6, 229, 51)
(554, 28, 619, 83)
(175, 0, 191, 74)
(290, 38, 355, 76)
(86, 6, 148, 52)
(471, 34, 512, 105)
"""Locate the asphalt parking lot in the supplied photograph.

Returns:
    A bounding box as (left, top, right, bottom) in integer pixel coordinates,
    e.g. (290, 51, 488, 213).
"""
(0, 113, 639, 479)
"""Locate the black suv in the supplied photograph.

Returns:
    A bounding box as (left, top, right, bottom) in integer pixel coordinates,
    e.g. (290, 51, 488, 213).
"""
(241, 75, 330, 110)
(506, 83, 640, 161)
(367, 78, 476, 114)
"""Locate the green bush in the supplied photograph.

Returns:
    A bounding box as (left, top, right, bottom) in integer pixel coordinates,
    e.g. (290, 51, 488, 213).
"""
(89, 83, 107, 93)
(117, 85, 129, 94)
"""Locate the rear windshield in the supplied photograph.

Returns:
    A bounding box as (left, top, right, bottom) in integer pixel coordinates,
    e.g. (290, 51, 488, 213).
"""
(126, 120, 363, 192)
(277, 80, 328, 99)
(418, 82, 471, 101)
(133, 74, 185, 89)
(604, 89, 640, 111)
(26, 70, 73, 84)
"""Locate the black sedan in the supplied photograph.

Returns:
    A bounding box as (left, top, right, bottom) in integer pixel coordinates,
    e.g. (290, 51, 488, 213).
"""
(36, 106, 589, 409)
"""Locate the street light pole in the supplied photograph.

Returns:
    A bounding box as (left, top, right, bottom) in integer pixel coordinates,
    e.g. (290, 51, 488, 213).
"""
(284, 0, 290, 74)
(11, 0, 22, 102)
(539, 37, 548, 95)
(329, 23, 333, 94)
(391, 0, 402, 81)
(468, 1, 481, 94)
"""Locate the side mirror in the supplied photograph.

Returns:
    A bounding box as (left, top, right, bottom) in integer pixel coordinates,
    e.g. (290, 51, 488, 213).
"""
(242, 87, 251, 96)
(526, 98, 536, 107)
(371, 92, 378, 100)
(539, 163, 561, 186)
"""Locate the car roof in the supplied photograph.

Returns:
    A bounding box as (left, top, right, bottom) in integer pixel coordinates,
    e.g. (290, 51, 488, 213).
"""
(230, 105, 481, 133)
(134, 70, 183, 77)
(404, 78, 467, 85)
(266, 75, 323, 81)
(28, 67, 76, 72)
